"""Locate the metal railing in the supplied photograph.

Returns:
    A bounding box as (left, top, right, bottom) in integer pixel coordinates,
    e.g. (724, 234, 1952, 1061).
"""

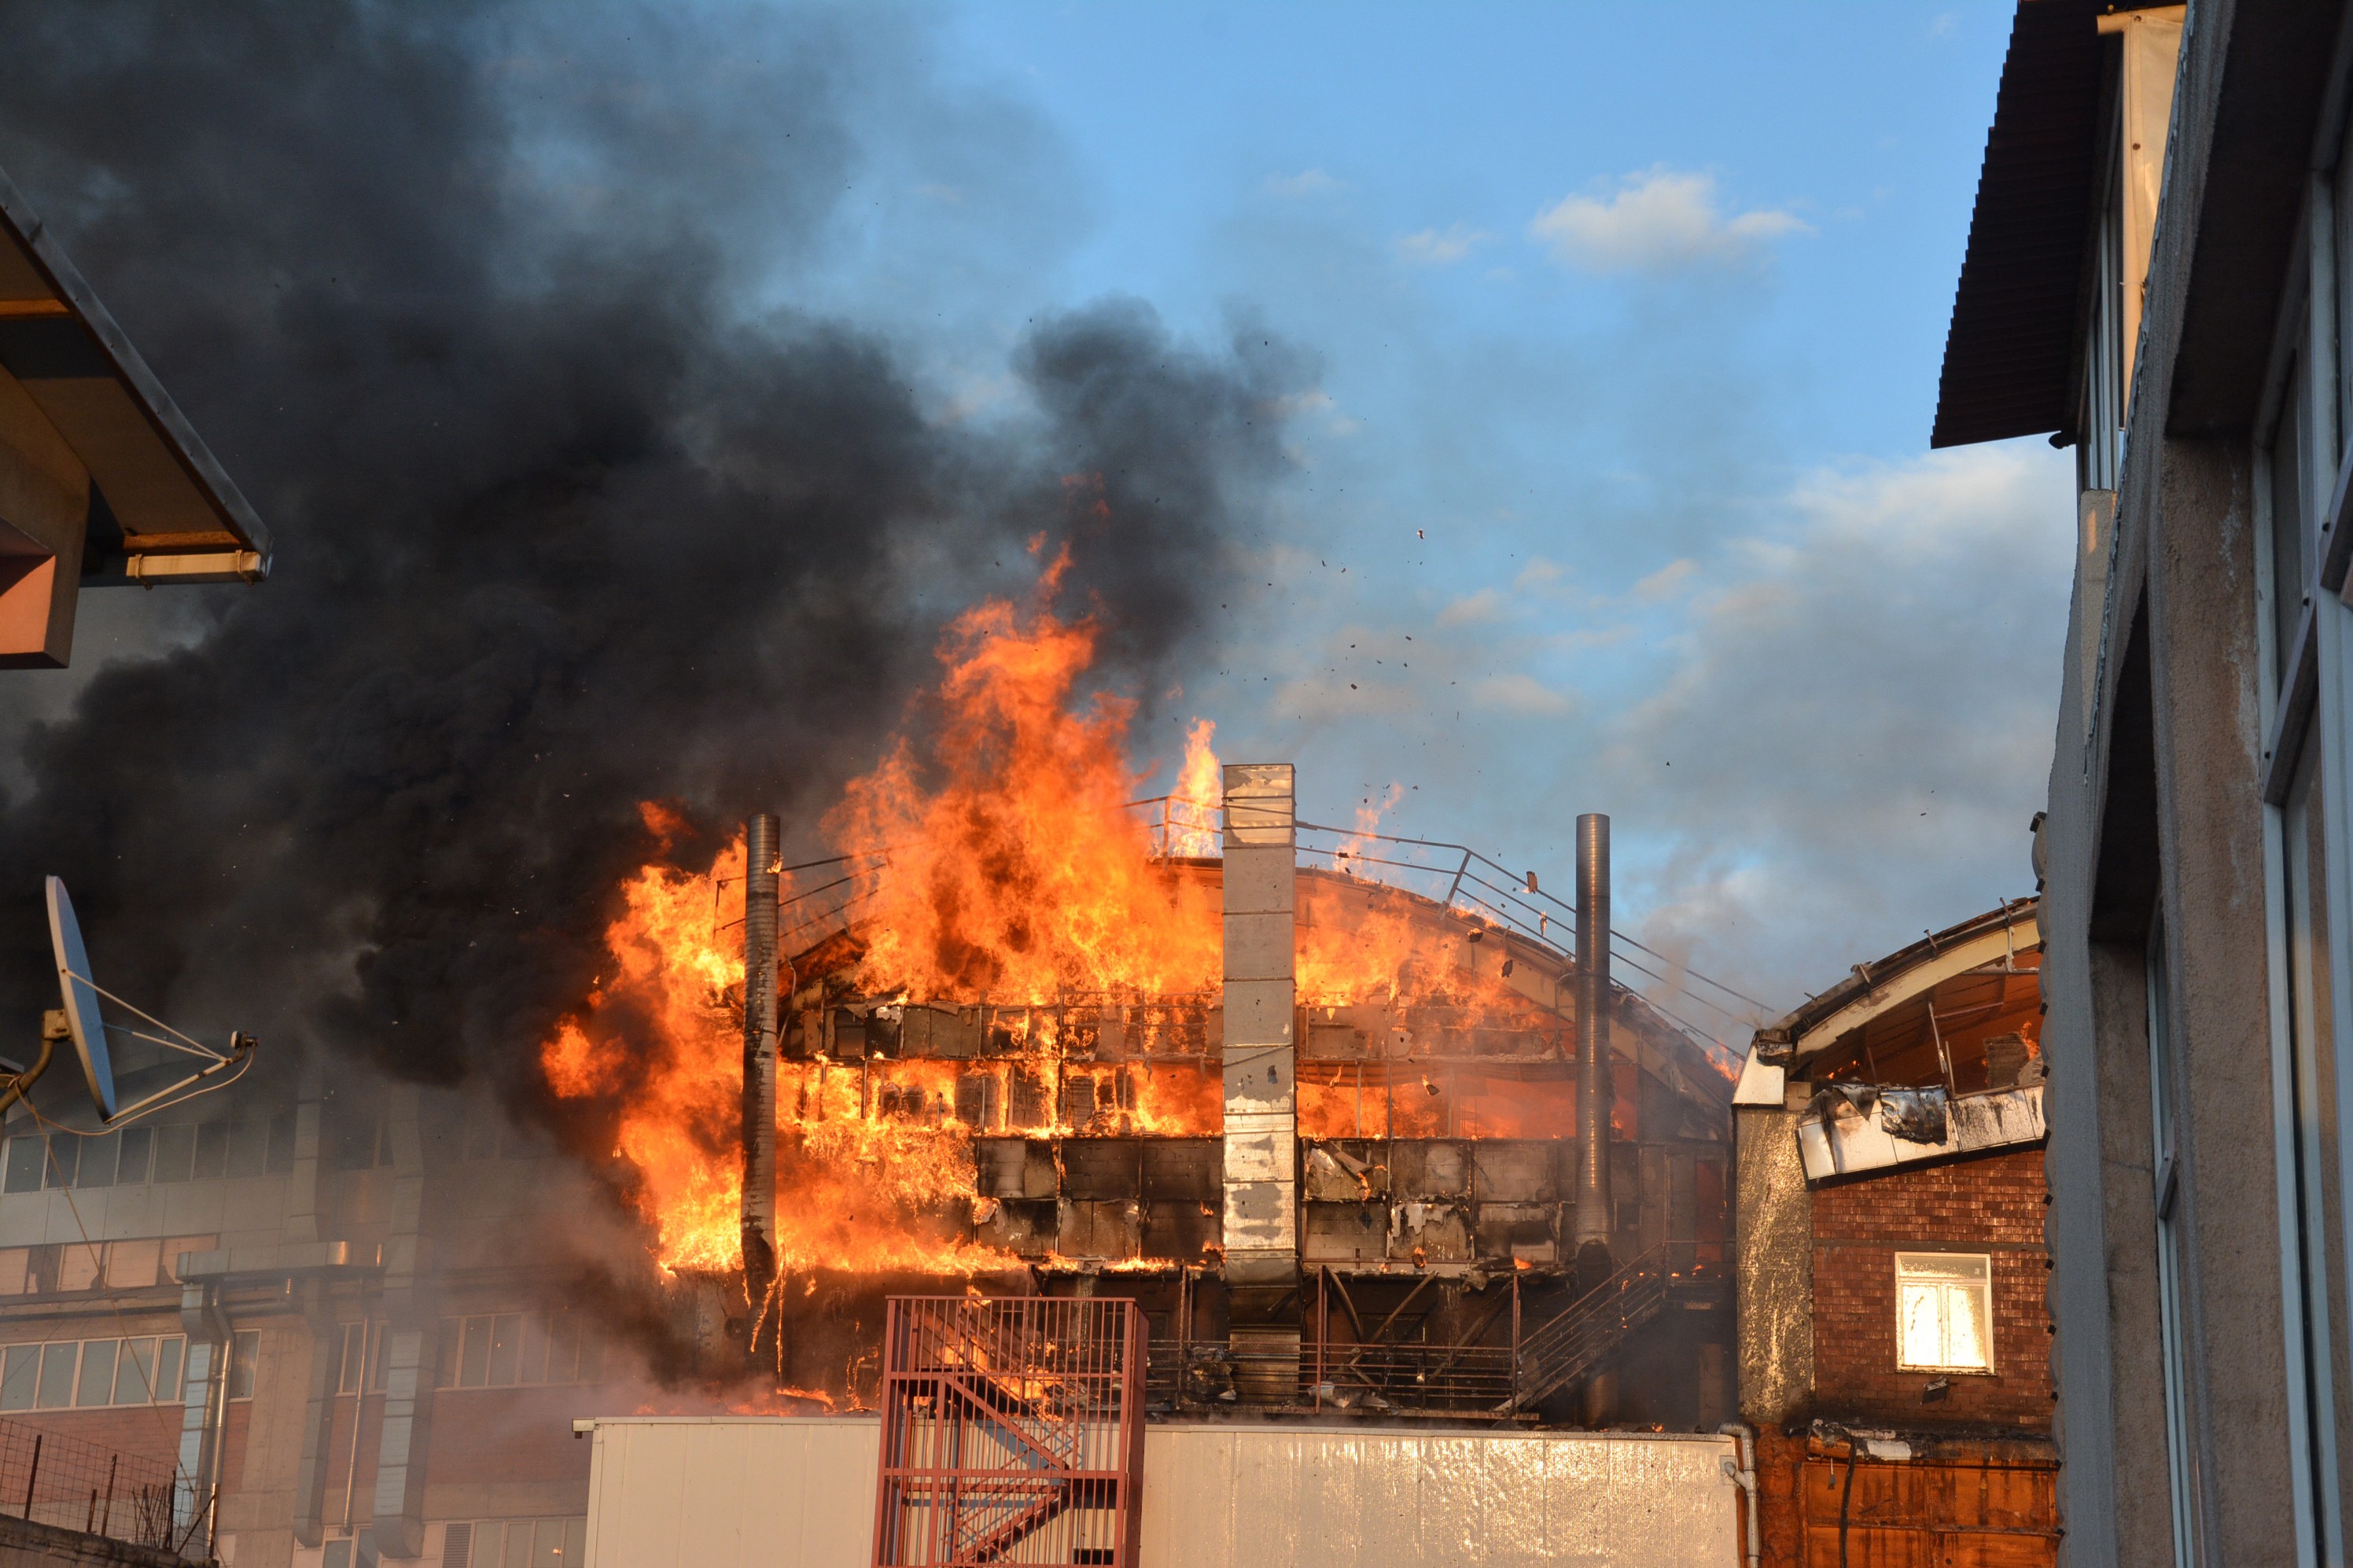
(1145, 1340, 1515, 1415)
(0, 1415, 190, 1553)
(744, 793, 1766, 1077)
(1514, 1242, 1725, 1409)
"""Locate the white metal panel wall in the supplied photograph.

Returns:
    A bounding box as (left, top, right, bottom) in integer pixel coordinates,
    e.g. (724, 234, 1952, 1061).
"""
(582, 1416, 881, 1568)
(584, 1418, 1736, 1568)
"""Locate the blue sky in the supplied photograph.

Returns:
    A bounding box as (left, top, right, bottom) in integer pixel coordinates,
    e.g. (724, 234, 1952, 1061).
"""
(802, 1, 2072, 1025)
(39, 2, 2072, 1033)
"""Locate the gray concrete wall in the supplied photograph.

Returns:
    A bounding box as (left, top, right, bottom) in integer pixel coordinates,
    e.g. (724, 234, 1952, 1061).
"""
(2038, 2, 2323, 1563)
(0, 1515, 180, 1568)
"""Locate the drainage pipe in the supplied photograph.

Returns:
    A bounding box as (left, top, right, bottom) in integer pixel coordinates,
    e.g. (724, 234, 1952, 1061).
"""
(1718, 1423, 1759, 1568)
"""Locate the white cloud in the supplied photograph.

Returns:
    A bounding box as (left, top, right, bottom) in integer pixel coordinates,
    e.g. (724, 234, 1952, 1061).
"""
(1437, 588, 1508, 627)
(1601, 441, 2072, 1004)
(1264, 168, 1340, 198)
(1631, 557, 1698, 602)
(1394, 223, 1493, 267)
(1472, 673, 1576, 716)
(1530, 168, 1809, 272)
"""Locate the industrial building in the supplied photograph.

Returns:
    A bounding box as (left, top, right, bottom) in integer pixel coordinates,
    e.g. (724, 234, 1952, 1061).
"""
(0, 765, 1747, 1567)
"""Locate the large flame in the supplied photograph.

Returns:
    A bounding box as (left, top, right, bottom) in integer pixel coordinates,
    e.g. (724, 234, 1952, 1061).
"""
(541, 576, 1636, 1279)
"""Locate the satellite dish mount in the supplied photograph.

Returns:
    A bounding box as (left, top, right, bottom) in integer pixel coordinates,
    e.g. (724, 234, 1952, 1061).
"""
(16, 878, 255, 1128)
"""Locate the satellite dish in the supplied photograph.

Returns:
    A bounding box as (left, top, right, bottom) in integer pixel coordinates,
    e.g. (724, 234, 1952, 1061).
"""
(45, 878, 114, 1119)
(17, 878, 253, 1131)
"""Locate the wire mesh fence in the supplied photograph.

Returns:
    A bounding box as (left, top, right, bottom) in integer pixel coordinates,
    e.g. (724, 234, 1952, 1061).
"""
(0, 1414, 187, 1551)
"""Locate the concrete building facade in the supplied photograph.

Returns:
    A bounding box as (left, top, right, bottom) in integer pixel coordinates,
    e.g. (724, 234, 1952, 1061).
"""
(1933, 2, 2353, 1563)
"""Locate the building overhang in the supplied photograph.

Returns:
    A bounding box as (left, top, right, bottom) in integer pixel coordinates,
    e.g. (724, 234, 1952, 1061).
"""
(1929, 0, 2114, 449)
(0, 164, 270, 668)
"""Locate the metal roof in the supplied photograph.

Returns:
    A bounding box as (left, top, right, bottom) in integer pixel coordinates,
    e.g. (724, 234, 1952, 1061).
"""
(1928, 0, 2112, 450)
(0, 164, 271, 580)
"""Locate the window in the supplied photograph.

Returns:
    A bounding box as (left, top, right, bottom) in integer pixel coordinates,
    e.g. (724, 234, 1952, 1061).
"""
(437, 1518, 586, 1568)
(337, 1321, 388, 1395)
(0, 1337, 186, 1409)
(1895, 1253, 1992, 1372)
(226, 1330, 260, 1401)
(435, 1313, 604, 1389)
(0, 1235, 215, 1297)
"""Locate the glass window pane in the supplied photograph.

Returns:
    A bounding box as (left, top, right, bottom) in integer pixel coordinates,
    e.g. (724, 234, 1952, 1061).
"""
(561, 1518, 585, 1567)
(190, 1123, 229, 1180)
(546, 1317, 579, 1385)
(576, 1331, 605, 1385)
(503, 1519, 532, 1568)
(153, 1124, 194, 1183)
(156, 1338, 182, 1403)
(370, 1323, 388, 1392)
(1945, 1282, 1990, 1370)
(115, 1126, 152, 1185)
(225, 1122, 267, 1179)
(519, 1316, 551, 1385)
(113, 1338, 156, 1404)
(228, 1330, 259, 1400)
(460, 1318, 491, 1388)
(1898, 1283, 1942, 1368)
(435, 1322, 460, 1389)
(36, 1342, 75, 1408)
(75, 1339, 116, 1407)
(3, 1138, 43, 1194)
(41, 1139, 76, 1189)
(0, 1345, 39, 1410)
(75, 1133, 118, 1190)
(323, 1540, 352, 1568)
(487, 1315, 521, 1386)
(532, 1519, 566, 1568)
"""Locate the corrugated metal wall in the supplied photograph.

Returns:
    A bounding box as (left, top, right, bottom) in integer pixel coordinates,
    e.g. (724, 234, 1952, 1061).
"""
(583, 1418, 1738, 1568)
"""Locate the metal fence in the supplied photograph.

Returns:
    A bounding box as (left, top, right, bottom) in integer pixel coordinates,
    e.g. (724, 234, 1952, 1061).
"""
(872, 1296, 1146, 1568)
(0, 1414, 189, 1552)
(1146, 1340, 1516, 1415)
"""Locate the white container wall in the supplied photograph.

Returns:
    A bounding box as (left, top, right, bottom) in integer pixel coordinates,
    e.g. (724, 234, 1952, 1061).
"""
(581, 1416, 1740, 1568)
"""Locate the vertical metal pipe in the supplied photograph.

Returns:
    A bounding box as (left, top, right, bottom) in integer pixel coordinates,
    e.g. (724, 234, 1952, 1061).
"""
(1571, 813, 1614, 1261)
(740, 813, 781, 1351)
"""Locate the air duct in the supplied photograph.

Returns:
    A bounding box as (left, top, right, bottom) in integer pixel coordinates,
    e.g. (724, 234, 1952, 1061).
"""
(741, 812, 780, 1342)
(1571, 812, 1614, 1274)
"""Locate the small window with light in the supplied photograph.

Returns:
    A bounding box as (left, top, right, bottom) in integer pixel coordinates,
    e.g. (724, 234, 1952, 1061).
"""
(1895, 1253, 1992, 1372)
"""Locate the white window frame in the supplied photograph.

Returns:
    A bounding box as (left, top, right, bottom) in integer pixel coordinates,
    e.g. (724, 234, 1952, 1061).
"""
(1893, 1252, 1994, 1374)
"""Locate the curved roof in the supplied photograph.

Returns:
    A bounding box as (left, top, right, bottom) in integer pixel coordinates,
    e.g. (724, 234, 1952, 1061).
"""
(1753, 899, 2042, 1079)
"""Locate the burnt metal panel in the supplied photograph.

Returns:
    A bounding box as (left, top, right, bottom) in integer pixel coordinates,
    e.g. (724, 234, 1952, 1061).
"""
(1056, 1199, 1141, 1261)
(1474, 1202, 1558, 1264)
(1303, 1202, 1389, 1265)
(1140, 1139, 1221, 1203)
(1062, 1139, 1143, 1201)
(975, 1198, 1056, 1255)
(1930, 0, 2110, 449)
(1471, 1141, 1555, 1202)
(1391, 1202, 1471, 1263)
(1392, 1141, 1468, 1200)
(1142, 1199, 1218, 1263)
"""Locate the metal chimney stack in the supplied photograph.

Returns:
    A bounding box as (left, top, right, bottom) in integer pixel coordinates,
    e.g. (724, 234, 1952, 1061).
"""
(741, 813, 781, 1338)
(1571, 812, 1614, 1272)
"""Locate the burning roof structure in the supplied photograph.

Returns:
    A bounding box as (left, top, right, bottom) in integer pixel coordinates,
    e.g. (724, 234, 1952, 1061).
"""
(541, 587, 1739, 1424)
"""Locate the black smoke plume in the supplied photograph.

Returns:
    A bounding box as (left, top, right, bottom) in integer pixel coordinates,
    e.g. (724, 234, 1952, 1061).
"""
(0, 1, 1305, 1115)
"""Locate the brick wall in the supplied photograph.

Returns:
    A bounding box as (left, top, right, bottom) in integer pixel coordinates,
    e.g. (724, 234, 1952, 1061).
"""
(1810, 1147, 2051, 1430)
